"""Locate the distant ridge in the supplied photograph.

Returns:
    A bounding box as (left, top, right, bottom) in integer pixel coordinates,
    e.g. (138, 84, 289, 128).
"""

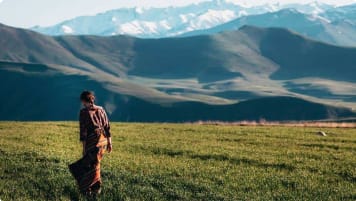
(0, 23, 355, 121)
(181, 8, 356, 46)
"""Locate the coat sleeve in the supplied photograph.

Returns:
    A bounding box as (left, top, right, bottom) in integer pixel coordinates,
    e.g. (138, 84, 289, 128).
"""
(102, 109, 111, 138)
(79, 109, 88, 141)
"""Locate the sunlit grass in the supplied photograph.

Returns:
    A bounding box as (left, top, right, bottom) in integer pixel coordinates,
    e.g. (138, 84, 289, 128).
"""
(0, 122, 355, 200)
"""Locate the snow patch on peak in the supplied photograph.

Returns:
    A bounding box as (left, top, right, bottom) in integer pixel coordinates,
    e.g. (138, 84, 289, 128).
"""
(117, 20, 172, 36)
(135, 7, 144, 14)
(224, 0, 250, 7)
(179, 13, 196, 24)
(309, 2, 325, 14)
(265, 3, 281, 12)
(61, 25, 74, 34)
(189, 9, 236, 30)
(238, 10, 248, 17)
(308, 1, 324, 8)
(308, 13, 331, 23)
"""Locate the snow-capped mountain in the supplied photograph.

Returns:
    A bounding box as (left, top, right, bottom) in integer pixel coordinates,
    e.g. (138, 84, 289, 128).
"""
(31, 0, 344, 38)
(181, 8, 356, 46)
(322, 3, 356, 25)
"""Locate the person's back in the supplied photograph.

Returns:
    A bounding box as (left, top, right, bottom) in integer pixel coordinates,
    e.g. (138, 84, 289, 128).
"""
(79, 104, 111, 143)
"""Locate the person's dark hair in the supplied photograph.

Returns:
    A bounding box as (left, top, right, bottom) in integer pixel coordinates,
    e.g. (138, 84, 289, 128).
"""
(80, 91, 95, 104)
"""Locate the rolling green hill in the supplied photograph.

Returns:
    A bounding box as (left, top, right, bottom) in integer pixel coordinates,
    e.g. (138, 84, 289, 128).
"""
(0, 23, 355, 121)
(0, 122, 355, 200)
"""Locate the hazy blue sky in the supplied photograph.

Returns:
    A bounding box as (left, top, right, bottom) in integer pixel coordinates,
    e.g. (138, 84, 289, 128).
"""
(0, 0, 355, 28)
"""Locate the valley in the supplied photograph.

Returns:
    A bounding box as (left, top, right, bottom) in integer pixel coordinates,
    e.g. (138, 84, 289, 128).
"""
(0, 23, 355, 121)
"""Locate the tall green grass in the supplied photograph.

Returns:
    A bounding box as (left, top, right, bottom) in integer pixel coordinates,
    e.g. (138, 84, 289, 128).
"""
(0, 122, 355, 200)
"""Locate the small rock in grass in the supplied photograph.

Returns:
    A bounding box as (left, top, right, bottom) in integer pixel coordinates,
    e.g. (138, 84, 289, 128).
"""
(317, 131, 327, 136)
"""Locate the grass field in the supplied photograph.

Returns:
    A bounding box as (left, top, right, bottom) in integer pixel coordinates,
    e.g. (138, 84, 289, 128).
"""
(0, 122, 355, 201)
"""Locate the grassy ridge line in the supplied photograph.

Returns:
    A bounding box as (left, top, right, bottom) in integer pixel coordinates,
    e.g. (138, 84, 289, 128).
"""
(192, 121, 356, 128)
(0, 122, 355, 201)
(0, 119, 355, 127)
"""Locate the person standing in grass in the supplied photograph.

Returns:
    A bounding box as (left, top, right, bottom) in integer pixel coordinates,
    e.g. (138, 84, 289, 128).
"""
(69, 91, 113, 197)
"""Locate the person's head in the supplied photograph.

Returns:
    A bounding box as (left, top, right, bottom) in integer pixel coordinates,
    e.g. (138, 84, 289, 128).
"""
(80, 91, 95, 107)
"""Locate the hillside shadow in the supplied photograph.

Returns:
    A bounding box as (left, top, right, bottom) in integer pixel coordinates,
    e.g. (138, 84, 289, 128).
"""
(144, 146, 295, 171)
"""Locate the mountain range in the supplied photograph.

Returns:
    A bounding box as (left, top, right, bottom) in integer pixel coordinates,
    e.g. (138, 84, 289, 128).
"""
(181, 8, 356, 46)
(30, 1, 356, 46)
(1, 23, 355, 121)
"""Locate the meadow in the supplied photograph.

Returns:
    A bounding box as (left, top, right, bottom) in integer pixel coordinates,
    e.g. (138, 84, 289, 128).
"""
(0, 122, 355, 201)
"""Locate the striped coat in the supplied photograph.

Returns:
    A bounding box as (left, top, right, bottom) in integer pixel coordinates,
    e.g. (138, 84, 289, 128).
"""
(69, 105, 111, 193)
